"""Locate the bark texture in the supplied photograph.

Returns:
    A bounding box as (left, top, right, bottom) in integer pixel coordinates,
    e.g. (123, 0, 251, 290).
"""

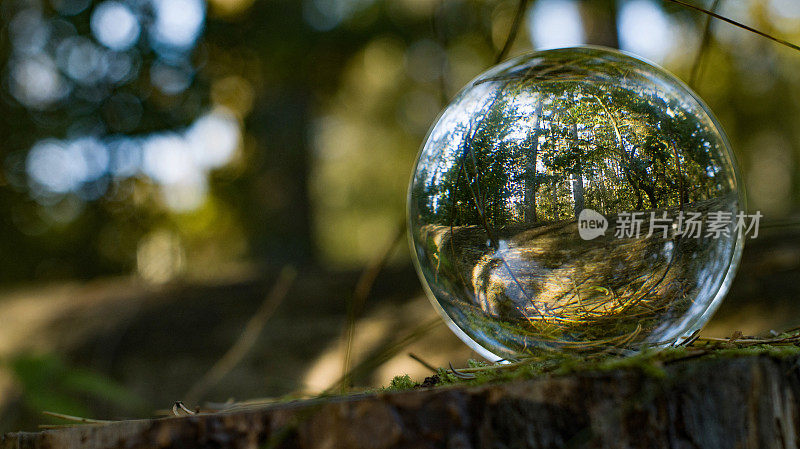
(3, 352, 800, 449)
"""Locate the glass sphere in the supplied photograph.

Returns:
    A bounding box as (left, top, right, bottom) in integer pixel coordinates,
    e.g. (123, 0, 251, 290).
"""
(407, 47, 744, 361)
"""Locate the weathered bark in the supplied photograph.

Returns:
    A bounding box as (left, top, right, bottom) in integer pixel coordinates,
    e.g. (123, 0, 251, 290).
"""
(3, 352, 800, 449)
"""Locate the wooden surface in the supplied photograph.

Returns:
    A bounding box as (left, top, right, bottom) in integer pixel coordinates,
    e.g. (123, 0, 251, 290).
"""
(0, 228, 797, 434)
(3, 352, 799, 448)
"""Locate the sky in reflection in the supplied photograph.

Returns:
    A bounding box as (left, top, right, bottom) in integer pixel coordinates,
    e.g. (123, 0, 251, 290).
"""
(408, 48, 743, 357)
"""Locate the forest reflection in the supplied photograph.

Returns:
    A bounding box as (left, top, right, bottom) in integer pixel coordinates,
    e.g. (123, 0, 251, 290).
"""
(409, 48, 741, 357)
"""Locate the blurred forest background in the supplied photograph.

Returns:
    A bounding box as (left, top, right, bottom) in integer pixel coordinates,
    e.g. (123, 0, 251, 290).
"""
(0, 0, 799, 433)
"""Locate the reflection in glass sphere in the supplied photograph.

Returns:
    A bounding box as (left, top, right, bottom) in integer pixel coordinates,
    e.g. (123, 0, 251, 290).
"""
(408, 47, 744, 361)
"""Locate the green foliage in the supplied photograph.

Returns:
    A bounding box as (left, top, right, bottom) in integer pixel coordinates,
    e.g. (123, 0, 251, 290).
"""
(3, 353, 147, 425)
(411, 49, 734, 234)
(384, 374, 416, 391)
(389, 336, 800, 391)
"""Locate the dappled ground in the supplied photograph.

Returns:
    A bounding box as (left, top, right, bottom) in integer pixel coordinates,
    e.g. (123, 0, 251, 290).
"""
(0, 266, 475, 432)
(417, 194, 740, 357)
(0, 224, 798, 432)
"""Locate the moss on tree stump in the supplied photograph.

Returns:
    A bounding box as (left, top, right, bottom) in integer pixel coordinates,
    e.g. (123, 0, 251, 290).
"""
(2, 351, 800, 448)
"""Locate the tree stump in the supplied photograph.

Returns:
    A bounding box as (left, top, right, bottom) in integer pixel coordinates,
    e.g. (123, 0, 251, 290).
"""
(2, 352, 799, 448)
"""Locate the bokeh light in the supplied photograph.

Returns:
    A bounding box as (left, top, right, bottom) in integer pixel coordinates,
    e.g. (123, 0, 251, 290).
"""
(24, 108, 240, 212)
(303, 0, 377, 31)
(4, 0, 226, 216)
(9, 55, 69, 109)
(618, 0, 674, 62)
(0, 0, 799, 435)
(527, 0, 585, 50)
(150, 0, 205, 52)
(56, 36, 108, 84)
(90, 1, 141, 51)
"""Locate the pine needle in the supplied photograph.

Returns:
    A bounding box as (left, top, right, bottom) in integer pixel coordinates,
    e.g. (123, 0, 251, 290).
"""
(40, 411, 112, 427)
(663, 0, 800, 52)
(341, 221, 406, 393)
(184, 266, 297, 404)
(495, 0, 531, 64)
(689, 0, 721, 87)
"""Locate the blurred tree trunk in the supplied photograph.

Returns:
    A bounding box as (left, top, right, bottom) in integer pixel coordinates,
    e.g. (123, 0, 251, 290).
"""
(580, 0, 620, 48)
(208, 0, 324, 263)
(245, 89, 314, 262)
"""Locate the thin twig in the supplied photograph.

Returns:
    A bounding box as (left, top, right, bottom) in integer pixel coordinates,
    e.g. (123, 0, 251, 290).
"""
(677, 328, 702, 347)
(689, 0, 721, 87)
(41, 411, 112, 425)
(495, 0, 531, 64)
(331, 317, 442, 393)
(409, 352, 438, 373)
(341, 221, 407, 393)
(430, 327, 800, 381)
(663, 0, 800, 52)
(433, 0, 450, 105)
(448, 362, 476, 379)
(184, 266, 297, 404)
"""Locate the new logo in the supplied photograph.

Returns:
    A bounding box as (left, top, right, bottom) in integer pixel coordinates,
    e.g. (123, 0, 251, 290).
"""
(578, 208, 608, 240)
